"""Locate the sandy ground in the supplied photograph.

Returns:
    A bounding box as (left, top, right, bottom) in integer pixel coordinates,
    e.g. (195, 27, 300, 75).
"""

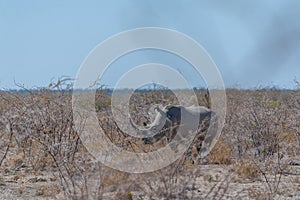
(0, 163, 299, 200)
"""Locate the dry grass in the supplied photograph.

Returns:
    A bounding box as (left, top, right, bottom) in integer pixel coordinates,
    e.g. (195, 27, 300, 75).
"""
(236, 160, 260, 179)
(207, 140, 233, 165)
(0, 80, 299, 199)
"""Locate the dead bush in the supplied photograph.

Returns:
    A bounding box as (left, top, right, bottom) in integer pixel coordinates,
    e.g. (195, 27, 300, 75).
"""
(207, 140, 233, 165)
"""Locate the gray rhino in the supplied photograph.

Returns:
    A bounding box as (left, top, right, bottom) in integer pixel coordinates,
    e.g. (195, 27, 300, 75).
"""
(129, 105, 218, 158)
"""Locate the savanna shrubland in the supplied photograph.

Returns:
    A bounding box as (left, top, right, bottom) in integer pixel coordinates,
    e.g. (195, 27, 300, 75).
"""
(0, 81, 299, 199)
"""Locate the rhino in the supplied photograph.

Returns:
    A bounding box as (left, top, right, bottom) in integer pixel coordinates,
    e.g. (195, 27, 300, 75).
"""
(129, 104, 218, 158)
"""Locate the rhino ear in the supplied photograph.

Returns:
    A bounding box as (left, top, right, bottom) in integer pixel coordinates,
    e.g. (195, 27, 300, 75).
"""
(154, 105, 166, 115)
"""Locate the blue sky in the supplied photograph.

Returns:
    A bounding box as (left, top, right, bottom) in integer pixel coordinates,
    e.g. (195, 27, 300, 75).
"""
(0, 0, 300, 89)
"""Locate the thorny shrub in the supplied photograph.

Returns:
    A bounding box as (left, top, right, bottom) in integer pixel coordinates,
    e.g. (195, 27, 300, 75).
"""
(0, 80, 299, 199)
